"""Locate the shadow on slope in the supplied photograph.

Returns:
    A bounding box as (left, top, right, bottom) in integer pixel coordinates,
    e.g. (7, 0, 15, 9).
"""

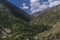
(2, 0, 33, 21)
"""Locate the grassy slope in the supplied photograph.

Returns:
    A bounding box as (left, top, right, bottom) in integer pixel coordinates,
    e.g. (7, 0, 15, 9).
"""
(31, 5, 60, 40)
(34, 22, 60, 40)
(30, 5, 60, 25)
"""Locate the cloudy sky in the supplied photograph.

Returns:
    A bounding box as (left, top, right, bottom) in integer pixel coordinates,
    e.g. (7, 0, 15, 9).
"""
(8, 0, 60, 14)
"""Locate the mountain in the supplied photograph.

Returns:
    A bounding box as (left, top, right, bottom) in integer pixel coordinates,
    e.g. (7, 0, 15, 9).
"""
(0, 3, 52, 40)
(30, 5, 60, 40)
(0, 3, 29, 38)
(1, 0, 60, 40)
(30, 5, 60, 25)
(34, 22, 60, 40)
(2, 0, 34, 21)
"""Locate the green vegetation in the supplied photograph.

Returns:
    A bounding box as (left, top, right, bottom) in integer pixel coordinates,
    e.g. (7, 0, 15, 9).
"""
(0, 4, 52, 40)
(1, 2, 60, 40)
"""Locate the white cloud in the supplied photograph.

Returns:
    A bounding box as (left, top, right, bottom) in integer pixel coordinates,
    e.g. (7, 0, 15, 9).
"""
(49, 1, 60, 7)
(30, 0, 41, 13)
(22, 3, 29, 9)
(48, 0, 56, 3)
(30, 0, 60, 14)
(30, 0, 39, 2)
(30, 0, 48, 13)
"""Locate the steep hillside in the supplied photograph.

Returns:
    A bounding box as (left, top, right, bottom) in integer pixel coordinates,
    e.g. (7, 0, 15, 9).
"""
(30, 5, 60, 40)
(34, 22, 60, 40)
(0, 4, 28, 28)
(0, 3, 52, 40)
(0, 4, 28, 38)
(2, 0, 34, 21)
(30, 5, 60, 25)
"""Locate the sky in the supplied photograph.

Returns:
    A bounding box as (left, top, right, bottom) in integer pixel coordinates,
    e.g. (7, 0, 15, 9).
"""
(8, 0, 31, 13)
(8, 0, 60, 14)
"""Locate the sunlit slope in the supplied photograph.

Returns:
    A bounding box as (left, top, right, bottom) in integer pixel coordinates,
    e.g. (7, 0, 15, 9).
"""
(34, 22, 60, 40)
(30, 5, 60, 40)
(30, 5, 60, 25)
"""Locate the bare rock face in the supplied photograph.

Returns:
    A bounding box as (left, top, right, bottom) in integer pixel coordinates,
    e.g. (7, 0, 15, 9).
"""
(0, 28, 11, 38)
(3, 28, 11, 33)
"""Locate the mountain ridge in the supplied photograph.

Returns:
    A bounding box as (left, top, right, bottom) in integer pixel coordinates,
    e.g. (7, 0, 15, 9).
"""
(30, 4, 60, 25)
(30, 4, 60, 40)
(2, 0, 34, 21)
(31, 4, 60, 17)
